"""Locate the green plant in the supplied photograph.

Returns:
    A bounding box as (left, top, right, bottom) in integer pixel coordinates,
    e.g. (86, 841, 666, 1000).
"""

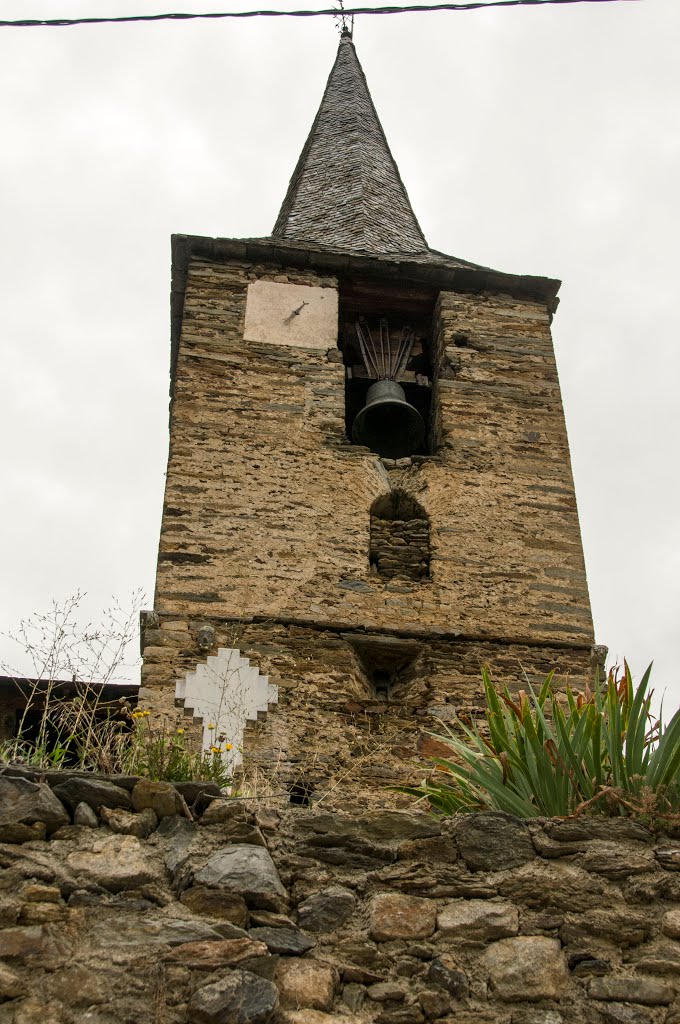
(401, 664, 680, 820)
(0, 592, 234, 788)
(124, 712, 233, 787)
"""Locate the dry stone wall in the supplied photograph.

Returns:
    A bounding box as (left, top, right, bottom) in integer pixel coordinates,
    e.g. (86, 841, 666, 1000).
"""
(1, 768, 680, 1024)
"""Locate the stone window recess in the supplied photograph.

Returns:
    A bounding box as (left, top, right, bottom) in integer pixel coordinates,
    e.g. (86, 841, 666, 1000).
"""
(369, 492, 430, 581)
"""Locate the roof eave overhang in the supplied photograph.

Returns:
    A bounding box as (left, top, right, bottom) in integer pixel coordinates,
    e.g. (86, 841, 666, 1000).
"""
(170, 233, 561, 398)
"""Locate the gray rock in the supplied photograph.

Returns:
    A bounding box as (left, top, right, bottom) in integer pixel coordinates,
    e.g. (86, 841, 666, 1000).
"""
(589, 977, 675, 1005)
(298, 885, 356, 932)
(656, 847, 680, 871)
(298, 811, 439, 864)
(630, 939, 680, 975)
(511, 1013, 563, 1024)
(426, 956, 469, 998)
(336, 938, 390, 972)
(89, 914, 223, 947)
(559, 908, 652, 948)
(173, 780, 221, 813)
(159, 815, 195, 875)
(100, 805, 157, 838)
(189, 968, 278, 1023)
(545, 819, 652, 843)
(582, 841, 657, 879)
(367, 982, 406, 1002)
(595, 1005, 654, 1024)
(194, 844, 287, 911)
(73, 802, 98, 828)
(343, 982, 366, 1011)
(200, 798, 251, 826)
(51, 777, 131, 812)
(249, 910, 296, 928)
(249, 926, 315, 955)
(212, 922, 251, 940)
(481, 936, 568, 1002)
(451, 812, 535, 871)
(499, 860, 607, 912)
(374, 1007, 425, 1024)
(437, 899, 518, 940)
(0, 775, 69, 834)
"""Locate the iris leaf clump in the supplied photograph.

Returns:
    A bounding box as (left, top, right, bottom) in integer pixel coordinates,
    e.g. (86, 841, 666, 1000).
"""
(401, 664, 680, 820)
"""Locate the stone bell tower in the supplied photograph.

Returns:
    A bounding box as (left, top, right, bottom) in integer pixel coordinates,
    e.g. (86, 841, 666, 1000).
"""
(141, 32, 594, 805)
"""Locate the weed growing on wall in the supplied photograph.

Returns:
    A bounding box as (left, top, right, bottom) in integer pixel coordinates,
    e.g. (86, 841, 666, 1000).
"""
(402, 664, 680, 821)
(0, 593, 232, 786)
(125, 713, 232, 787)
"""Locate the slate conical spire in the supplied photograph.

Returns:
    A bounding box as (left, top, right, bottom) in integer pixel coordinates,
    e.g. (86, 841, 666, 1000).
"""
(272, 32, 429, 257)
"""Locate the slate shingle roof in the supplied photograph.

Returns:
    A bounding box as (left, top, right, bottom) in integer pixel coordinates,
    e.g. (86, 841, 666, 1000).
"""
(272, 32, 431, 258)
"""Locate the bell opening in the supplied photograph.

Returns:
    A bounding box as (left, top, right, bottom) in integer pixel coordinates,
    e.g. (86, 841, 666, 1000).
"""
(352, 381, 426, 459)
(337, 277, 436, 459)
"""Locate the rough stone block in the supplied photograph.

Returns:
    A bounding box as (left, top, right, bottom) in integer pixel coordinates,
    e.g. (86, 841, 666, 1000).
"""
(194, 844, 288, 911)
(66, 834, 156, 892)
(189, 968, 279, 1024)
(276, 959, 337, 1011)
(437, 899, 519, 940)
(369, 893, 437, 941)
(588, 977, 675, 1005)
(480, 936, 568, 1002)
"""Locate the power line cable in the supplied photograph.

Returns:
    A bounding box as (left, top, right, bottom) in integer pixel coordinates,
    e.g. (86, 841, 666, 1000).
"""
(0, 0, 640, 31)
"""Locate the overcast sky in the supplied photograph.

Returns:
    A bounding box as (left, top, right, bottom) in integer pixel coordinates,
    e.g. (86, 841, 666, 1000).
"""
(1, 0, 678, 707)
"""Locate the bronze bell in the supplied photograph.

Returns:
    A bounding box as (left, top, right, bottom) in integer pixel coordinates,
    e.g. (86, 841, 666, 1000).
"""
(352, 380, 425, 459)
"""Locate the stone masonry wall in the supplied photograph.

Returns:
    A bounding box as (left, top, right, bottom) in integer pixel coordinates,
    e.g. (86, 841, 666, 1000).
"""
(141, 617, 594, 806)
(1, 768, 680, 1024)
(151, 255, 592, 648)
(142, 254, 594, 794)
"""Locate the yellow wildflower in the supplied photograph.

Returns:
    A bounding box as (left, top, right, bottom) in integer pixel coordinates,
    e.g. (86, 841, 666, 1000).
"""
(176, 728, 185, 735)
(225, 743, 233, 751)
(207, 722, 215, 730)
(142, 710, 151, 717)
(210, 745, 220, 754)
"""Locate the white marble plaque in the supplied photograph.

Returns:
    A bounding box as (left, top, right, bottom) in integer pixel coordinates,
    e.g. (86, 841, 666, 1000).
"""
(244, 280, 338, 349)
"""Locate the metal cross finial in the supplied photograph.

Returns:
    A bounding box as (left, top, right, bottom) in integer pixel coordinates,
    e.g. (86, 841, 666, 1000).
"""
(333, 0, 354, 38)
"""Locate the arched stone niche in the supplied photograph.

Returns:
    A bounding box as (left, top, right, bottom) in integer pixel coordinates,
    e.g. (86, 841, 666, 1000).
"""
(369, 491, 430, 581)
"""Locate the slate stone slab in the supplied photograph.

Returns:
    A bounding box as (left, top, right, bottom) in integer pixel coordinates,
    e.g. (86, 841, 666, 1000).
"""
(249, 926, 315, 955)
(189, 968, 278, 1024)
(450, 811, 535, 871)
(89, 914, 223, 947)
(52, 777, 131, 813)
(0, 775, 69, 833)
(194, 844, 288, 911)
(298, 885, 356, 932)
